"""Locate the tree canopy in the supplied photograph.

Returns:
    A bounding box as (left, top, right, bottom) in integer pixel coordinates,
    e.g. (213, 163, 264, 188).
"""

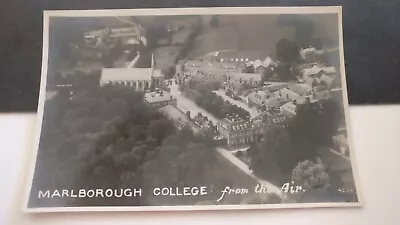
(292, 160, 330, 190)
(276, 38, 300, 64)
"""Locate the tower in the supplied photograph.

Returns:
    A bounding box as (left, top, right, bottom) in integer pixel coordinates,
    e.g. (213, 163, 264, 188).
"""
(150, 53, 156, 91)
(151, 53, 155, 69)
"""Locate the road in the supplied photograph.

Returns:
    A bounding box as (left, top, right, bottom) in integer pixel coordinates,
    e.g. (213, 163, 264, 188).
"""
(216, 147, 283, 197)
(169, 85, 282, 198)
(169, 84, 220, 125)
(213, 90, 259, 119)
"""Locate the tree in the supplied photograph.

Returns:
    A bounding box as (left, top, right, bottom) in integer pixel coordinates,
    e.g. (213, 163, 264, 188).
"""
(276, 39, 300, 64)
(262, 66, 275, 82)
(162, 66, 176, 80)
(276, 62, 294, 81)
(30, 83, 174, 207)
(248, 126, 295, 180)
(288, 99, 340, 160)
(290, 159, 336, 203)
(174, 142, 216, 186)
(149, 119, 176, 144)
(292, 160, 330, 190)
(139, 128, 218, 204)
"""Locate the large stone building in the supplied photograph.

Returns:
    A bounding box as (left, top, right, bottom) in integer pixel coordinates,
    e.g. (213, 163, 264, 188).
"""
(273, 88, 301, 102)
(288, 83, 312, 96)
(100, 54, 164, 91)
(247, 90, 274, 111)
(258, 110, 289, 129)
(144, 90, 177, 109)
(244, 56, 276, 74)
(211, 50, 268, 63)
(217, 114, 254, 147)
(299, 47, 324, 62)
(301, 64, 336, 87)
(217, 111, 288, 147)
(175, 59, 245, 84)
(224, 72, 262, 95)
(280, 101, 297, 118)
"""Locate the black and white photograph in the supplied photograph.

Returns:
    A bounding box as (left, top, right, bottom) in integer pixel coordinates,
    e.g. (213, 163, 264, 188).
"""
(24, 7, 360, 212)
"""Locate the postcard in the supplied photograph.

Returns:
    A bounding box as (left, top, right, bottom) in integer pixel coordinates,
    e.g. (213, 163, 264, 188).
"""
(24, 6, 361, 212)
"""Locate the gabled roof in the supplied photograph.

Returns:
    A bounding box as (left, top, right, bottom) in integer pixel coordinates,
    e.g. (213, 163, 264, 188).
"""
(302, 65, 336, 77)
(274, 88, 301, 101)
(248, 91, 274, 105)
(228, 72, 262, 82)
(144, 91, 176, 103)
(101, 68, 153, 81)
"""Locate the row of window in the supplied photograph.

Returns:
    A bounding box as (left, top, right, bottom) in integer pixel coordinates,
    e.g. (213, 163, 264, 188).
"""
(102, 80, 150, 88)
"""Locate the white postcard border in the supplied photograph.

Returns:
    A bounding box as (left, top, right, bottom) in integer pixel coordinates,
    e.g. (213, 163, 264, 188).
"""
(22, 6, 363, 213)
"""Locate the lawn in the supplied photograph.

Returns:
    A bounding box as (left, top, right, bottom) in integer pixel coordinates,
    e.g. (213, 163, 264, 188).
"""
(189, 14, 340, 59)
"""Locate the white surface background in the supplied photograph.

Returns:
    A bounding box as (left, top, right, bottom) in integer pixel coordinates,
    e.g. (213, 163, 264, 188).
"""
(1, 105, 400, 224)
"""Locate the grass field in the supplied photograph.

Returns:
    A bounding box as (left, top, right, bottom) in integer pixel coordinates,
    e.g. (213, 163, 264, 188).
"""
(189, 14, 339, 59)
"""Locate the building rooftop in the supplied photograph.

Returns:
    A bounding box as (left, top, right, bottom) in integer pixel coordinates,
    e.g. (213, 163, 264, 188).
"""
(101, 68, 154, 82)
(263, 82, 289, 92)
(302, 65, 336, 77)
(215, 50, 268, 62)
(101, 66, 163, 82)
(227, 72, 262, 82)
(299, 47, 325, 59)
(144, 91, 176, 103)
(281, 101, 297, 111)
(219, 114, 253, 131)
(288, 83, 312, 95)
(274, 88, 301, 102)
(264, 96, 288, 108)
(259, 111, 288, 125)
(247, 90, 274, 105)
(184, 60, 239, 70)
(246, 57, 276, 69)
